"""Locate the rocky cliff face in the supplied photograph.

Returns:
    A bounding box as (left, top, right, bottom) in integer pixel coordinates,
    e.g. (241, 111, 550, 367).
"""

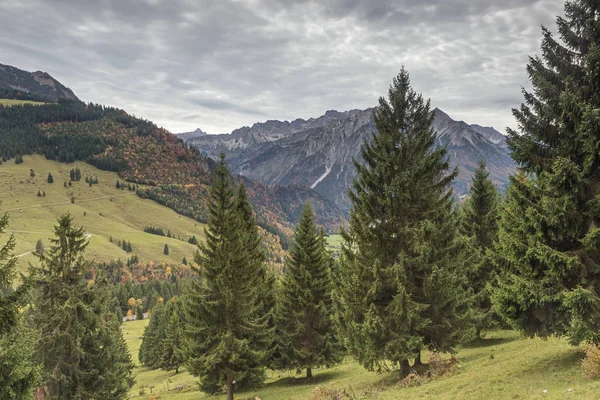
(185, 108, 516, 212)
(0, 63, 78, 102)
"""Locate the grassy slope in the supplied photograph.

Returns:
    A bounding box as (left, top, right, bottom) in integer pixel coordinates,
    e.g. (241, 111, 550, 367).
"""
(0, 155, 205, 269)
(0, 98, 47, 106)
(122, 318, 600, 399)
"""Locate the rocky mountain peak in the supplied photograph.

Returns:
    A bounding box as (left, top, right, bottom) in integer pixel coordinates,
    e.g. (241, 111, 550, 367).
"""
(184, 107, 515, 212)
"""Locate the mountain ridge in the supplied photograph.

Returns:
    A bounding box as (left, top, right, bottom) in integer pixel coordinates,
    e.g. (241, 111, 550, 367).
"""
(183, 107, 516, 212)
(0, 62, 79, 102)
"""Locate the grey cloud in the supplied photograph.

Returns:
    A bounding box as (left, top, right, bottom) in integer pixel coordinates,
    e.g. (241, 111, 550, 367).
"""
(0, 0, 565, 133)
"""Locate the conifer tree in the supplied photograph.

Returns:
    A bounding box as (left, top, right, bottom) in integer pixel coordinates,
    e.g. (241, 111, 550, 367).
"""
(460, 160, 500, 337)
(139, 301, 168, 368)
(35, 239, 44, 255)
(163, 243, 169, 255)
(0, 211, 40, 399)
(47, 172, 54, 183)
(335, 68, 472, 375)
(30, 214, 134, 399)
(183, 154, 270, 400)
(235, 182, 276, 385)
(160, 299, 186, 373)
(490, 0, 600, 345)
(275, 202, 341, 378)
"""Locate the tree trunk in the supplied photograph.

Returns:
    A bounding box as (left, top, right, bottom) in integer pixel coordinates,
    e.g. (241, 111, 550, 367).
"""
(307, 367, 313, 379)
(413, 351, 422, 367)
(399, 359, 411, 377)
(226, 374, 234, 400)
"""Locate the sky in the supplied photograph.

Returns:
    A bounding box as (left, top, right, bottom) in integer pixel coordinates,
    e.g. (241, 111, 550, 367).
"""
(0, 0, 565, 134)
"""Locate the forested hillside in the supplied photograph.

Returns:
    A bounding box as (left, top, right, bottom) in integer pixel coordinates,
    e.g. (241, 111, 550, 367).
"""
(0, 89, 342, 249)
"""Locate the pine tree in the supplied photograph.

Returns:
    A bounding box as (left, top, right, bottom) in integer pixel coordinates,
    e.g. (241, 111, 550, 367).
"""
(460, 160, 500, 337)
(30, 214, 134, 399)
(183, 154, 270, 400)
(47, 172, 54, 183)
(334, 68, 472, 375)
(275, 202, 341, 378)
(35, 239, 44, 255)
(0, 211, 40, 399)
(163, 244, 169, 255)
(235, 182, 276, 385)
(490, 0, 600, 346)
(160, 299, 186, 373)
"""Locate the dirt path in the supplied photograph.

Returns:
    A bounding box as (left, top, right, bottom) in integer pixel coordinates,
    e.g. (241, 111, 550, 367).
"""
(16, 251, 32, 258)
(0, 192, 135, 212)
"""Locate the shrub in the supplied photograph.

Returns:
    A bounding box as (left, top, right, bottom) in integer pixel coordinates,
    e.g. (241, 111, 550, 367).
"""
(582, 345, 600, 379)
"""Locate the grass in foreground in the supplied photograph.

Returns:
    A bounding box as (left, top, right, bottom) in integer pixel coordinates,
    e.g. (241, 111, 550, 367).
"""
(0, 155, 206, 269)
(122, 319, 600, 399)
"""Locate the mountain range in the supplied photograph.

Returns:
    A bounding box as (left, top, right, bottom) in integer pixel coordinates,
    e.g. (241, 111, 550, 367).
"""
(181, 108, 516, 212)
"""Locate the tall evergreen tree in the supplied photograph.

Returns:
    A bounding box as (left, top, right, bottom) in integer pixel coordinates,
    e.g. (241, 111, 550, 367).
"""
(139, 300, 168, 368)
(0, 211, 40, 399)
(160, 299, 186, 373)
(460, 160, 500, 337)
(235, 182, 276, 385)
(30, 214, 134, 399)
(275, 202, 341, 378)
(183, 154, 270, 400)
(334, 68, 472, 375)
(490, 0, 600, 345)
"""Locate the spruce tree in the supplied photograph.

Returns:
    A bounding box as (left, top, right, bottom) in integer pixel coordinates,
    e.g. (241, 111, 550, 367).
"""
(35, 239, 44, 255)
(460, 160, 500, 337)
(275, 202, 341, 378)
(160, 299, 186, 373)
(139, 301, 167, 368)
(490, 0, 600, 345)
(335, 68, 472, 375)
(47, 172, 54, 183)
(30, 214, 134, 399)
(0, 211, 40, 399)
(163, 244, 169, 255)
(235, 182, 276, 384)
(183, 154, 270, 400)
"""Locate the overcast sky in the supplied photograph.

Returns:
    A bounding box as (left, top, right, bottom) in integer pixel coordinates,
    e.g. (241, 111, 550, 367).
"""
(0, 0, 564, 134)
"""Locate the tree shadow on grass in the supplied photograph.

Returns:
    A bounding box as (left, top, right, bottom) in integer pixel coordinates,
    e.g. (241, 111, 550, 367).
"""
(519, 348, 584, 377)
(267, 370, 346, 388)
(461, 336, 518, 349)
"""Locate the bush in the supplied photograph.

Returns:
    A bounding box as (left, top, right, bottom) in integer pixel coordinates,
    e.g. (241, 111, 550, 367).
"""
(582, 345, 600, 379)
